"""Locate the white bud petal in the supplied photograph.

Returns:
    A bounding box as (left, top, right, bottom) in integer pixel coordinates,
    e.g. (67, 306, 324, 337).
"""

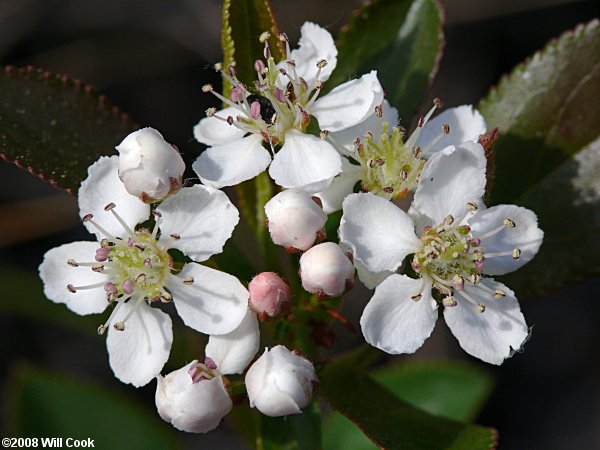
(245, 346, 316, 417)
(249, 272, 291, 318)
(155, 361, 232, 433)
(117, 128, 186, 202)
(299, 242, 355, 297)
(265, 190, 326, 251)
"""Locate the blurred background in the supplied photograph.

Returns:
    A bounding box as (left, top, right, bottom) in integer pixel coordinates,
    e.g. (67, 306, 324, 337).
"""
(1, 0, 599, 448)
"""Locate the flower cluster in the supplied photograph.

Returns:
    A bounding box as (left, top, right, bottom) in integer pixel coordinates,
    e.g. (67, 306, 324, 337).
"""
(38, 21, 543, 435)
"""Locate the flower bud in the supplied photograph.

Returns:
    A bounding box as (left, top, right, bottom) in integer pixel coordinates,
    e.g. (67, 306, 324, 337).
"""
(265, 190, 326, 251)
(245, 346, 316, 417)
(116, 127, 186, 203)
(299, 242, 355, 298)
(155, 360, 232, 433)
(249, 272, 291, 319)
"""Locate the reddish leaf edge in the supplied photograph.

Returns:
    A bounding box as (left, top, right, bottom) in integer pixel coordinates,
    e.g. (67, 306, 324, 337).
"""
(0, 65, 138, 195)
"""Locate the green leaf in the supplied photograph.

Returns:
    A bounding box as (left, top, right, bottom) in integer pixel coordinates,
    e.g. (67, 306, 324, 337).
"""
(501, 137, 600, 295)
(221, 0, 284, 97)
(374, 360, 494, 422)
(478, 19, 600, 296)
(327, 0, 444, 123)
(257, 402, 322, 450)
(319, 347, 497, 450)
(479, 19, 600, 205)
(0, 66, 136, 193)
(6, 364, 180, 449)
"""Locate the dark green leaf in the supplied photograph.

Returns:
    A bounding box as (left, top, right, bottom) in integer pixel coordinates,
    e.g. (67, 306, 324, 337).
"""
(222, 0, 284, 97)
(319, 347, 497, 450)
(257, 402, 322, 450)
(479, 19, 600, 205)
(327, 0, 444, 123)
(374, 360, 494, 422)
(6, 364, 180, 449)
(0, 66, 136, 193)
(501, 137, 600, 295)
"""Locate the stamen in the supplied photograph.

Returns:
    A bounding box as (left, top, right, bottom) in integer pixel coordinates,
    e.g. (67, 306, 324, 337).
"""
(484, 250, 515, 259)
(512, 248, 521, 259)
(442, 296, 457, 307)
(105, 204, 136, 237)
(82, 214, 116, 240)
(456, 289, 485, 313)
(67, 281, 106, 292)
(98, 297, 126, 335)
(503, 218, 516, 228)
(115, 294, 146, 329)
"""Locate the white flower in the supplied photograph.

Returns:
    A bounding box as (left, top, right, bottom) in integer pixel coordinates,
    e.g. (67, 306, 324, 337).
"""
(39, 156, 249, 386)
(245, 345, 316, 417)
(316, 102, 487, 213)
(156, 312, 260, 433)
(299, 242, 355, 298)
(248, 272, 291, 319)
(265, 189, 326, 251)
(116, 127, 185, 202)
(339, 142, 543, 365)
(192, 22, 384, 193)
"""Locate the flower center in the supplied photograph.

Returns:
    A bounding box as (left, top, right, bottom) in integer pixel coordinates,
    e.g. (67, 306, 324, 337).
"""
(68, 205, 175, 334)
(412, 214, 483, 297)
(202, 31, 327, 146)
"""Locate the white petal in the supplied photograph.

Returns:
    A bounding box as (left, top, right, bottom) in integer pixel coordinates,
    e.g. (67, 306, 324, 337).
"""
(444, 279, 528, 365)
(170, 376, 232, 433)
(157, 185, 239, 262)
(167, 263, 249, 335)
(416, 105, 486, 157)
(193, 106, 246, 146)
(107, 303, 173, 387)
(269, 130, 342, 193)
(412, 142, 487, 226)
(192, 135, 271, 189)
(360, 274, 437, 354)
(312, 71, 384, 132)
(469, 205, 544, 275)
(340, 193, 420, 273)
(328, 100, 399, 150)
(315, 158, 363, 213)
(289, 22, 337, 82)
(39, 241, 109, 316)
(206, 311, 260, 375)
(78, 156, 150, 240)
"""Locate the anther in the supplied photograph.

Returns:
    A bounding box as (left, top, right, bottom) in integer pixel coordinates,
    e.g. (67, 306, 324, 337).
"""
(453, 274, 464, 287)
(411, 293, 422, 301)
(512, 248, 521, 259)
(470, 274, 481, 284)
(503, 218, 516, 228)
(183, 277, 194, 285)
(442, 296, 457, 307)
(254, 59, 265, 73)
(316, 58, 328, 68)
(375, 104, 383, 118)
(433, 98, 443, 109)
(213, 62, 223, 72)
(202, 84, 213, 93)
(442, 123, 450, 134)
(104, 202, 116, 211)
(383, 187, 394, 194)
(260, 31, 270, 43)
(363, 131, 373, 140)
(320, 130, 329, 140)
(67, 259, 79, 267)
(136, 273, 147, 284)
(114, 322, 125, 331)
(205, 107, 216, 117)
(92, 265, 104, 273)
(412, 146, 422, 158)
(82, 214, 93, 222)
(67, 284, 76, 293)
(466, 202, 478, 212)
(400, 170, 408, 181)
(494, 289, 506, 299)
(476, 304, 486, 313)
(444, 215, 454, 225)
(278, 32, 288, 42)
(228, 65, 236, 77)
(170, 233, 180, 240)
(97, 325, 107, 335)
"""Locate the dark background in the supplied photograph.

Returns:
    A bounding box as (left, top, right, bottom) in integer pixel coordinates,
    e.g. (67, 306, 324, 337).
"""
(1, 1, 599, 448)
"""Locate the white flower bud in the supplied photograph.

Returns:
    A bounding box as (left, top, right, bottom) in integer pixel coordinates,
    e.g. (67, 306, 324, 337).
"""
(265, 190, 326, 251)
(249, 272, 291, 319)
(245, 346, 316, 417)
(155, 360, 232, 433)
(299, 242, 355, 297)
(116, 127, 186, 203)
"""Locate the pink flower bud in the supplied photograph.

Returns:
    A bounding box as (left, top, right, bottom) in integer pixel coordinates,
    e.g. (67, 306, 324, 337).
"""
(116, 128, 185, 203)
(249, 272, 291, 319)
(299, 242, 355, 298)
(265, 190, 327, 251)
